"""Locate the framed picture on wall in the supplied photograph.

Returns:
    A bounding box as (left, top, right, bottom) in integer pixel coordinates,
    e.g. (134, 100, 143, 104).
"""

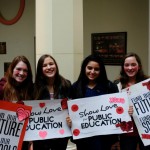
(0, 42, 6, 54)
(91, 32, 127, 65)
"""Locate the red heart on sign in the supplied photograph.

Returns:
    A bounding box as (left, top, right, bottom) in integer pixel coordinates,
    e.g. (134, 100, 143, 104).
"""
(142, 81, 150, 90)
(16, 107, 31, 121)
(61, 98, 68, 110)
(39, 103, 45, 108)
(116, 121, 133, 132)
(39, 131, 47, 139)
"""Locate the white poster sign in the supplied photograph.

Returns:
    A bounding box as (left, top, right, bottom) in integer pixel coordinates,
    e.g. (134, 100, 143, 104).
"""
(124, 78, 150, 146)
(0, 101, 32, 150)
(68, 92, 132, 139)
(24, 99, 72, 141)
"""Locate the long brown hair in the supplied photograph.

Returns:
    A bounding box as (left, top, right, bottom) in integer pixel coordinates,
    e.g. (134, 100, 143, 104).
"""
(4, 56, 33, 101)
(34, 54, 70, 99)
(119, 52, 148, 89)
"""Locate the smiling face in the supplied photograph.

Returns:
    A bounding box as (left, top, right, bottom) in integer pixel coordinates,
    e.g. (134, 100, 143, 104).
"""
(85, 61, 100, 82)
(124, 56, 140, 78)
(42, 57, 57, 78)
(12, 61, 28, 83)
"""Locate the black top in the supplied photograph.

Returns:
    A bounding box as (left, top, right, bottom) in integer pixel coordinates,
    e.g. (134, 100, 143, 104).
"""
(71, 80, 118, 99)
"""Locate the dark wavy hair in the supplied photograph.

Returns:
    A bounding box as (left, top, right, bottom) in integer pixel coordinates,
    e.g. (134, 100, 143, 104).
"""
(119, 52, 148, 88)
(4, 56, 33, 101)
(34, 54, 70, 99)
(73, 54, 109, 98)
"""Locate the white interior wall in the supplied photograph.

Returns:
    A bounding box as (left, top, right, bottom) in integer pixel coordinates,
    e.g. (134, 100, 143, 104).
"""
(83, 0, 149, 81)
(0, 0, 149, 82)
(0, 0, 35, 78)
(36, 0, 83, 83)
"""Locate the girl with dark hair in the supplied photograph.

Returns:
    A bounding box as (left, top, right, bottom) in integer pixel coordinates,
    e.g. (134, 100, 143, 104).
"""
(33, 54, 71, 150)
(114, 52, 150, 150)
(67, 54, 119, 150)
(0, 55, 33, 150)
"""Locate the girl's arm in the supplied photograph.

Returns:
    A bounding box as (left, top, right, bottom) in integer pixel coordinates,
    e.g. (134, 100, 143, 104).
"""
(66, 115, 72, 128)
(128, 105, 133, 116)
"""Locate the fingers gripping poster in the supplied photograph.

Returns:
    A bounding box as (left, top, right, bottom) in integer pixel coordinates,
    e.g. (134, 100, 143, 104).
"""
(123, 78, 150, 146)
(67, 92, 132, 140)
(24, 99, 72, 141)
(0, 101, 32, 150)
